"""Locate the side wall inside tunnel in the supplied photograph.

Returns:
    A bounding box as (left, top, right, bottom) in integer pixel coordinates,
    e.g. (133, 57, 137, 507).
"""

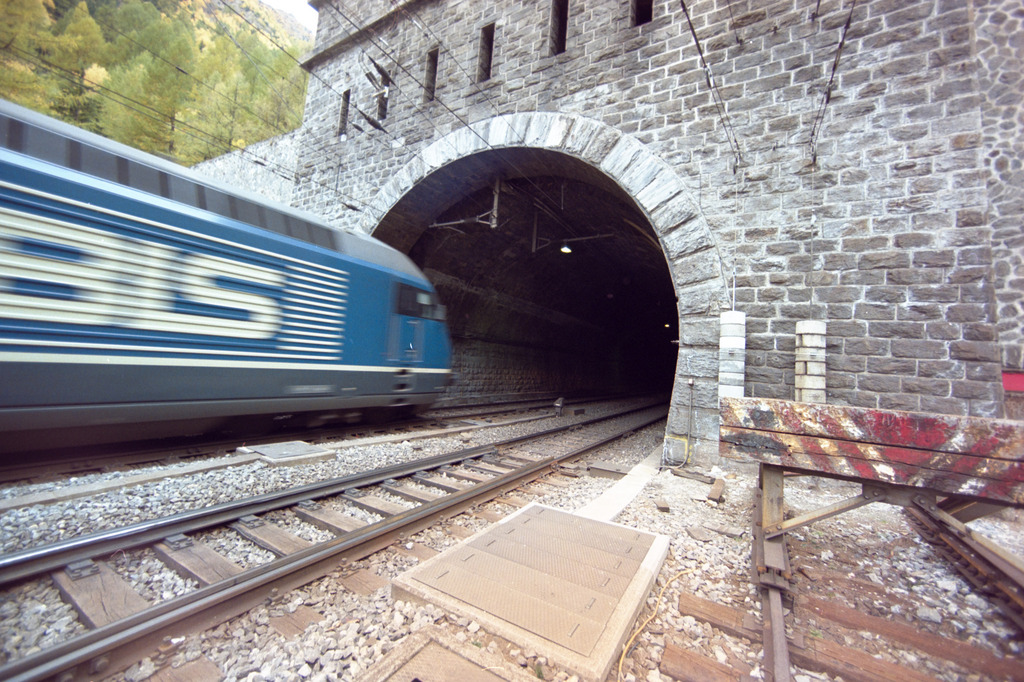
(428, 270, 634, 403)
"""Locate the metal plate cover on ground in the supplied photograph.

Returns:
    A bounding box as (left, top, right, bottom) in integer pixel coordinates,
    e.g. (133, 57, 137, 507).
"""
(391, 503, 669, 681)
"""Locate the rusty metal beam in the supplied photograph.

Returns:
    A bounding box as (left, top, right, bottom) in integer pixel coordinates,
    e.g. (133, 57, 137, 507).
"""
(721, 397, 1024, 460)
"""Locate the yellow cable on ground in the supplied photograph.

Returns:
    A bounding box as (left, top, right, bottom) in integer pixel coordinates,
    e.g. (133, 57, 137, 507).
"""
(617, 567, 695, 681)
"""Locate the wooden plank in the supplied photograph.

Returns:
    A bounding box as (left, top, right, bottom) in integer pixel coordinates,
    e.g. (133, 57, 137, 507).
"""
(381, 483, 443, 504)
(660, 643, 748, 682)
(472, 508, 505, 523)
(796, 633, 935, 682)
(796, 595, 1024, 680)
(722, 425, 1024, 485)
(721, 426, 1024, 504)
(760, 466, 787, 574)
(412, 473, 471, 493)
(343, 494, 410, 517)
(671, 468, 717, 484)
(293, 505, 368, 534)
(396, 542, 439, 561)
(677, 592, 760, 640)
(153, 539, 242, 586)
(340, 568, 389, 595)
(495, 495, 530, 508)
(51, 561, 149, 628)
(721, 396, 1024, 459)
(762, 587, 790, 682)
(678, 591, 936, 682)
(269, 605, 322, 638)
(440, 468, 492, 484)
(708, 478, 726, 502)
(230, 520, 312, 556)
(466, 462, 514, 475)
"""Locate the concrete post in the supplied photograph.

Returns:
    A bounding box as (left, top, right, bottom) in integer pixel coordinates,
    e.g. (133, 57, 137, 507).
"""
(795, 320, 827, 404)
(719, 310, 746, 401)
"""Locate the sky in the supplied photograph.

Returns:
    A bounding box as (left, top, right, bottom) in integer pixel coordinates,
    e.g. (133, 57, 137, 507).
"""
(260, 0, 318, 33)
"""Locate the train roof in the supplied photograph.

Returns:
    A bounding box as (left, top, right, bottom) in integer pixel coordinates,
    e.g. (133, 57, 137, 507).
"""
(0, 99, 424, 281)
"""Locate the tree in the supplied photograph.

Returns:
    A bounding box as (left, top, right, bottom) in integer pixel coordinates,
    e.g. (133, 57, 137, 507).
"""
(49, 1, 107, 130)
(0, 0, 57, 110)
(101, 12, 196, 156)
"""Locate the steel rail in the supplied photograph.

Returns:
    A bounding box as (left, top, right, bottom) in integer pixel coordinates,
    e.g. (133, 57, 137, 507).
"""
(905, 505, 1024, 632)
(0, 400, 661, 585)
(0, 394, 611, 484)
(0, 404, 668, 682)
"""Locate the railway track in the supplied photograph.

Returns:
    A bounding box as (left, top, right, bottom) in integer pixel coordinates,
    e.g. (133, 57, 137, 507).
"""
(747, 495, 1024, 682)
(0, 402, 667, 682)
(0, 396, 601, 485)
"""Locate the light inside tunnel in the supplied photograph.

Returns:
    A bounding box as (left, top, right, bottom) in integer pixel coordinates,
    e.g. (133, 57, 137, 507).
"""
(372, 148, 679, 403)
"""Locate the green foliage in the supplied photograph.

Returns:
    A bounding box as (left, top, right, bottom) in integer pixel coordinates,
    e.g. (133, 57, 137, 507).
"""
(1, 0, 309, 165)
(0, 0, 57, 109)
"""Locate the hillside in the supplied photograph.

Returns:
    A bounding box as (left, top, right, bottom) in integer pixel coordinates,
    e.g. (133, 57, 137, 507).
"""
(0, 0, 311, 165)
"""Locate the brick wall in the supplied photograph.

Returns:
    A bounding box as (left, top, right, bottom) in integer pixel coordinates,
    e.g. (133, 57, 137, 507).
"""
(201, 0, 1023, 438)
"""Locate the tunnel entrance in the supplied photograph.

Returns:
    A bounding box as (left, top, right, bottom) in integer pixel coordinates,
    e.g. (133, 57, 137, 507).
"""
(372, 147, 679, 405)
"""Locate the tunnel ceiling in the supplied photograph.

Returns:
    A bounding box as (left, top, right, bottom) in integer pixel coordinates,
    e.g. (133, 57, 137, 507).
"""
(374, 147, 679, 348)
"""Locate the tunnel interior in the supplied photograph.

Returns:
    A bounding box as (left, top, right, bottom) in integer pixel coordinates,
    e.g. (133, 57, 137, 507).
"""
(372, 148, 679, 404)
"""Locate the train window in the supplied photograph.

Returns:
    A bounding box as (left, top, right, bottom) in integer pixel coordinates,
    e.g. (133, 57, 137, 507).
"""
(205, 189, 231, 218)
(396, 284, 446, 320)
(130, 160, 163, 197)
(80, 142, 119, 183)
(264, 209, 289, 237)
(235, 198, 263, 227)
(167, 174, 197, 206)
(310, 224, 334, 248)
(23, 122, 66, 167)
(286, 215, 312, 242)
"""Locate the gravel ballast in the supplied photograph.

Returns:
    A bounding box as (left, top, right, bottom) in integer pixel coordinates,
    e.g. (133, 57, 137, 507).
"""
(0, 409, 1021, 681)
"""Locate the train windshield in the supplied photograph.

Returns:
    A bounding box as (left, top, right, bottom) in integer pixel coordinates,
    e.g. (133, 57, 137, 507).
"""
(396, 284, 446, 321)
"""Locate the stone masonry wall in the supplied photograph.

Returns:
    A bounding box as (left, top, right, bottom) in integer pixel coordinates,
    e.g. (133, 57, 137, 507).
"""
(207, 0, 1022, 434)
(192, 130, 301, 206)
(975, 0, 1024, 371)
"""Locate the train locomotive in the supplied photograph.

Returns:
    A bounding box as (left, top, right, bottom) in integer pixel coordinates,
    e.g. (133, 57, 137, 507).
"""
(0, 100, 452, 454)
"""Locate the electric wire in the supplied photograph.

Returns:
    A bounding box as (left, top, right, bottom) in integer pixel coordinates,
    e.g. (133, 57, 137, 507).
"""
(678, 0, 744, 170)
(210, 0, 302, 126)
(216, 0, 305, 64)
(324, 0, 587, 239)
(808, 0, 857, 162)
(91, 14, 294, 140)
(1, 43, 373, 214)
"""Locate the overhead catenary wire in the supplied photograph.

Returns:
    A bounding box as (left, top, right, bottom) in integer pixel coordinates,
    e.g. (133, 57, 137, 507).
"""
(210, 0, 303, 126)
(323, 0, 588, 240)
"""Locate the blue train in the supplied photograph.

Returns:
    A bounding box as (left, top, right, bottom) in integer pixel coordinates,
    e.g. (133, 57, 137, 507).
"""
(0, 100, 452, 454)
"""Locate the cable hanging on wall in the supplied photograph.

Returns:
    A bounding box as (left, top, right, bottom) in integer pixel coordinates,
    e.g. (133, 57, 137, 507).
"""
(679, 0, 744, 171)
(808, 0, 857, 164)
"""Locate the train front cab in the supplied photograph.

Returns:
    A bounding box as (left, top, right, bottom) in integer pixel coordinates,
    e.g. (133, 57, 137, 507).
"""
(387, 281, 451, 409)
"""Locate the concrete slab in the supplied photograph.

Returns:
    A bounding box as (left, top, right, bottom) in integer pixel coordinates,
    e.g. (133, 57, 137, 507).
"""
(251, 441, 334, 466)
(358, 627, 537, 682)
(392, 504, 669, 681)
(575, 446, 663, 522)
(587, 460, 631, 479)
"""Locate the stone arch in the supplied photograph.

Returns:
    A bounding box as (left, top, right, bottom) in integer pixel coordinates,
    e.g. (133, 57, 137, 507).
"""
(363, 112, 730, 461)
(360, 111, 731, 318)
